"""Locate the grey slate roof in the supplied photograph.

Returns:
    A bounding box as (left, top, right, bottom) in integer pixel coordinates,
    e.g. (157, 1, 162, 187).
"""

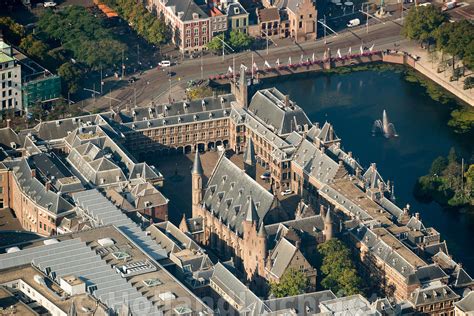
(211, 262, 270, 315)
(3, 159, 74, 215)
(268, 237, 297, 279)
(409, 282, 459, 307)
(248, 88, 312, 135)
(319, 294, 381, 315)
(455, 291, 474, 313)
(0, 128, 21, 150)
(414, 264, 449, 285)
(166, 0, 208, 21)
(292, 139, 346, 184)
(225, 2, 248, 17)
(264, 290, 336, 315)
(264, 215, 325, 238)
(203, 155, 276, 235)
(243, 137, 256, 166)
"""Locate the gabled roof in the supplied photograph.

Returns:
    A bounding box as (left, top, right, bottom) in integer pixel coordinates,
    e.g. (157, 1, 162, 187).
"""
(165, 0, 208, 22)
(268, 237, 298, 279)
(409, 282, 459, 306)
(203, 155, 275, 235)
(248, 88, 311, 135)
(455, 291, 474, 313)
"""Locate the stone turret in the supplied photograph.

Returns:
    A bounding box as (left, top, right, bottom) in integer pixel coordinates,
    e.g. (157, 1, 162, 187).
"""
(243, 138, 256, 180)
(245, 195, 258, 225)
(324, 208, 333, 241)
(231, 65, 248, 108)
(191, 151, 203, 217)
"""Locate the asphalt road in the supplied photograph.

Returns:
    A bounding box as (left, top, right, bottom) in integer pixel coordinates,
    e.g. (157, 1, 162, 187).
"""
(89, 19, 406, 111)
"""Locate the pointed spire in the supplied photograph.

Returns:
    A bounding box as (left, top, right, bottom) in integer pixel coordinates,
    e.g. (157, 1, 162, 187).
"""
(245, 195, 258, 223)
(325, 208, 332, 224)
(191, 150, 203, 175)
(258, 221, 267, 237)
(243, 138, 256, 166)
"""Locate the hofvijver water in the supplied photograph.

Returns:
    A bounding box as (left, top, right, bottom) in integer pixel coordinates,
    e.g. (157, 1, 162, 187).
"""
(262, 69, 474, 273)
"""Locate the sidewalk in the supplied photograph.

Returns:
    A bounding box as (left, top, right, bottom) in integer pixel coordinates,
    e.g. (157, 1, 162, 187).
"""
(402, 42, 474, 107)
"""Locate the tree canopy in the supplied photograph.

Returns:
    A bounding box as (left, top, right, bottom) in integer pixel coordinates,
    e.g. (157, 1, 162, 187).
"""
(102, 0, 171, 45)
(317, 239, 364, 296)
(0, 17, 25, 44)
(414, 147, 472, 207)
(436, 20, 474, 68)
(206, 31, 254, 53)
(37, 6, 126, 69)
(269, 268, 309, 298)
(402, 6, 446, 45)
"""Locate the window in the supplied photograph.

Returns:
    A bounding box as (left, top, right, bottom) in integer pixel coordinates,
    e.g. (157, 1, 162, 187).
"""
(194, 37, 199, 46)
(202, 36, 207, 45)
(202, 26, 207, 33)
(236, 19, 239, 28)
(299, 21, 303, 28)
(186, 29, 191, 37)
(185, 39, 191, 48)
(194, 28, 199, 36)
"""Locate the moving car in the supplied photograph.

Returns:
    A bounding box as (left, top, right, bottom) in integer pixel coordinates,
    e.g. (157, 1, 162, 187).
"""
(158, 60, 171, 67)
(280, 189, 292, 196)
(442, 1, 457, 11)
(44, 1, 57, 7)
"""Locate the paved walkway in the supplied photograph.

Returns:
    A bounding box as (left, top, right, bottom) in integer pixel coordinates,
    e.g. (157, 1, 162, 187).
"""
(402, 42, 474, 107)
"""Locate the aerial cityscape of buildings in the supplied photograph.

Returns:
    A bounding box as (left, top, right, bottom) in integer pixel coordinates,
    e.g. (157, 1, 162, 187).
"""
(0, 0, 473, 315)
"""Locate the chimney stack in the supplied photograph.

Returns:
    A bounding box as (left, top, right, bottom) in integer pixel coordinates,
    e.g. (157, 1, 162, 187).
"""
(284, 95, 290, 107)
(45, 181, 52, 192)
(6, 119, 11, 128)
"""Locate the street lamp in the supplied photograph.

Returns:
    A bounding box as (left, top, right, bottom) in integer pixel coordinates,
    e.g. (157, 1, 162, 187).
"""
(261, 29, 277, 55)
(215, 36, 234, 61)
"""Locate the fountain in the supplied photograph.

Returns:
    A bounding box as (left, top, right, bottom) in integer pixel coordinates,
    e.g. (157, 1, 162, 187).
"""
(372, 110, 398, 138)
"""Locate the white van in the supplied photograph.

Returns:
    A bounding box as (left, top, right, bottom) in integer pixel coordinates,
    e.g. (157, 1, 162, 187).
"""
(44, 1, 57, 7)
(159, 60, 171, 67)
(347, 18, 360, 27)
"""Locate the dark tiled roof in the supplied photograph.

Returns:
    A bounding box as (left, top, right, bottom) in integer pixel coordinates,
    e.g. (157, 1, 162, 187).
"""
(203, 155, 276, 236)
(257, 7, 280, 22)
(248, 88, 311, 135)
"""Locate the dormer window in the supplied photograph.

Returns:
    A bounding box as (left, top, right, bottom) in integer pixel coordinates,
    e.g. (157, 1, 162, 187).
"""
(234, 7, 240, 14)
(193, 13, 199, 19)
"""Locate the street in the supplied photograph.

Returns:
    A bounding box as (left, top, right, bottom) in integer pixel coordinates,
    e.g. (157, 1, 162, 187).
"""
(88, 19, 406, 111)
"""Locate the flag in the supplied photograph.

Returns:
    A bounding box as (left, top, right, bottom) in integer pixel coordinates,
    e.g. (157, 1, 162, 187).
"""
(312, 53, 315, 62)
(300, 54, 304, 62)
(323, 50, 327, 60)
(264, 60, 271, 68)
(253, 62, 258, 71)
(228, 66, 233, 73)
(337, 49, 342, 58)
(288, 57, 292, 65)
(276, 58, 280, 66)
(240, 64, 248, 71)
(369, 44, 375, 52)
(360, 45, 364, 54)
(348, 47, 352, 55)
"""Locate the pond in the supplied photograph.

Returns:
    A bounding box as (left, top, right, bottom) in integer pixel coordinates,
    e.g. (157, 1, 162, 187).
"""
(261, 67, 474, 272)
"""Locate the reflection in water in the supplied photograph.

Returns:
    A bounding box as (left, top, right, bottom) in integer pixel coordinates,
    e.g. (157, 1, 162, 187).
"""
(262, 70, 474, 272)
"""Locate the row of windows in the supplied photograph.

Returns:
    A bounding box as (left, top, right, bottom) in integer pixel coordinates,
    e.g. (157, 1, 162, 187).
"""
(185, 37, 208, 48)
(159, 129, 229, 145)
(185, 27, 208, 36)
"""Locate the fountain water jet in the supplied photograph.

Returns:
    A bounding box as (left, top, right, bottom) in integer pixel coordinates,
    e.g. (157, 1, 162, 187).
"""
(372, 110, 398, 138)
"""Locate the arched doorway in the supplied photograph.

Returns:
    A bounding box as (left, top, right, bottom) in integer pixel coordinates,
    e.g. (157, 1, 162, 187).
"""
(197, 143, 205, 152)
(184, 145, 192, 154)
(216, 140, 222, 147)
(177, 146, 184, 154)
(223, 140, 229, 148)
(207, 142, 215, 151)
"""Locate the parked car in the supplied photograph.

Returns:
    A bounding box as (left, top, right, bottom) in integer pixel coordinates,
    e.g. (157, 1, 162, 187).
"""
(260, 171, 271, 180)
(158, 60, 171, 67)
(280, 189, 292, 196)
(44, 1, 57, 7)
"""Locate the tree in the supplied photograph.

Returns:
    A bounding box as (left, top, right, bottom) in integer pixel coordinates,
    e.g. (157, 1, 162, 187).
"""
(228, 30, 254, 51)
(436, 20, 474, 70)
(269, 268, 309, 298)
(402, 6, 446, 46)
(430, 156, 448, 176)
(317, 239, 364, 296)
(19, 35, 49, 61)
(58, 62, 82, 94)
(0, 17, 25, 44)
(207, 33, 224, 53)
